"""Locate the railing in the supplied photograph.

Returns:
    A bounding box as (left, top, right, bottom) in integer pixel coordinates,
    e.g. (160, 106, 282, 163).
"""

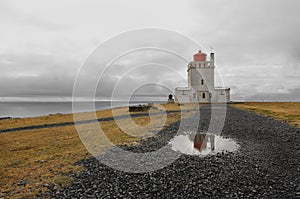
(188, 61, 214, 68)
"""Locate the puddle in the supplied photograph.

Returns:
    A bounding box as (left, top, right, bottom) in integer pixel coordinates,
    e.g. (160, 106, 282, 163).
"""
(169, 132, 238, 156)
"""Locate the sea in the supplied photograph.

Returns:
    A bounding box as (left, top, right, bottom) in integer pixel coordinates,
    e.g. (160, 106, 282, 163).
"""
(0, 101, 164, 118)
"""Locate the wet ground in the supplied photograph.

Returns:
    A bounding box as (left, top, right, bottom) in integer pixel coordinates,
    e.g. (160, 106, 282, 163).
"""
(47, 105, 299, 198)
(170, 132, 238, 156)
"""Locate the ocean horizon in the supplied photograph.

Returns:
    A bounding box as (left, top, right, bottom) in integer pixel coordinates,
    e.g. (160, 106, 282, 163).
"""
(0, 100, 165, 118)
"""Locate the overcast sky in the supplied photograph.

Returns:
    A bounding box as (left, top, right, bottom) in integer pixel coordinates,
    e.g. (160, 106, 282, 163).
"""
(0, 0, 299, 101)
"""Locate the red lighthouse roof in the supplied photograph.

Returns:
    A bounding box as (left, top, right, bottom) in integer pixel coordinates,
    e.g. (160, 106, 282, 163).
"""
(193, 50, 207, 62)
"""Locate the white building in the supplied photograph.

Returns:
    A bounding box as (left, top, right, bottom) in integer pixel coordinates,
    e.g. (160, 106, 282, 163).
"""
(175, 50, 230, 103)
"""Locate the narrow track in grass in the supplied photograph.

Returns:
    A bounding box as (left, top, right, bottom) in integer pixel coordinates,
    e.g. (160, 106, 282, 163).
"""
(0, 110, 182, 133)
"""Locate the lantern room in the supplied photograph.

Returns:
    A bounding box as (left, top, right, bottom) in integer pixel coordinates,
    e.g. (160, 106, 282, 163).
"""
(193, 50, 207, 62)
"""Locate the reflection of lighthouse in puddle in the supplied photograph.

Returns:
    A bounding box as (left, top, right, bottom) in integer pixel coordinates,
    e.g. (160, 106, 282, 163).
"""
(170, 132, 238, 156)
(193, 134, 215, 152)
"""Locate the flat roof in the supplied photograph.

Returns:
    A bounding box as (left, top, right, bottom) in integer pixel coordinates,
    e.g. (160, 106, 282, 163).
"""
(214, 87, 230, 90)
(175, 87, 191, 91)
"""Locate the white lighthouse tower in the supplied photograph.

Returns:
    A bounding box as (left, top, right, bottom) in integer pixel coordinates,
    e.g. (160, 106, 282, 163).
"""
(175, 50, 230, 103)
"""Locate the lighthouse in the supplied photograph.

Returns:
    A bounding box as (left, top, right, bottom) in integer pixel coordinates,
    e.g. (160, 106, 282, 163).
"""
(175, 50, 230, 103)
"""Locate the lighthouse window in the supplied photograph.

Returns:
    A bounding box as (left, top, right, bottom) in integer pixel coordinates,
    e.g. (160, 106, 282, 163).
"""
(201, 79, 204, 85)
(202, 93, 205, 98)
(193, 93, 196, 98)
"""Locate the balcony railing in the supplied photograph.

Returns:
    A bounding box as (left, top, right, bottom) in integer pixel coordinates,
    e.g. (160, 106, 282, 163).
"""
(188, 61, 214, 69)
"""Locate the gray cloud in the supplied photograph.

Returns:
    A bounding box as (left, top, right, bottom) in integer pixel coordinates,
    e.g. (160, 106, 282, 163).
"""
(246, 86, 300, 102)
(0, 1, 67, 31)
(0, 52, 78, 98)
(0, 0, 299, 101)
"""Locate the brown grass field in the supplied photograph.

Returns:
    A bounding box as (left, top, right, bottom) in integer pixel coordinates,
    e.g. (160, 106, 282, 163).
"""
(0, 103, 197, 198)
(232, 102, 300, 127)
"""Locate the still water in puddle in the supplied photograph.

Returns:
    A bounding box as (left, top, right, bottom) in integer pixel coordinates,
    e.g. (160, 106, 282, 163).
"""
(170, 132, 238, 156)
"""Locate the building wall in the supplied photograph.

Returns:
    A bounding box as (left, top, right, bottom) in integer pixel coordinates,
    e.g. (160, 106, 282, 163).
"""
(197, 90, 211, 102)
(213, 89, 230, 102)
(175, 89, 191, 103)
(188, 61, 214, 92)
(225, 89, 230, 102)
(175, 88, 230, 103)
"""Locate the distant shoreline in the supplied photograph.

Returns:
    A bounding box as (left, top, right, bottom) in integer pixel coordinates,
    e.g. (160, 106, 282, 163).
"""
(0, 100, 166, 118)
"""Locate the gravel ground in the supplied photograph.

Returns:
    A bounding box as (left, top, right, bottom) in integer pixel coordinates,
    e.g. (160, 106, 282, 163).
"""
(46, 105, 299, 198)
